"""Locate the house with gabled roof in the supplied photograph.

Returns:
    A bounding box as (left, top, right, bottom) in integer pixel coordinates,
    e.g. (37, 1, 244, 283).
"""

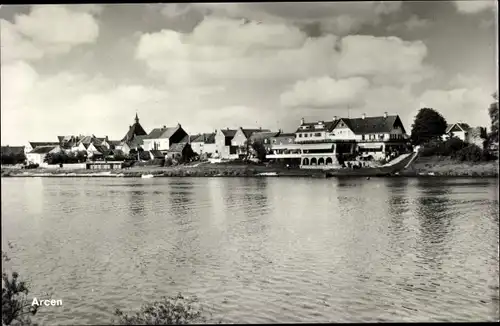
(26, 145, 62, 166)
(142, 123, 189, 153)
(268, 112, 410, 168)
(214, 128, 239, 159)
(25, 141, 60, 154)
(442, 123, 471, 142)
(190, 132, 217, 156)
(230, 127, 271, 158)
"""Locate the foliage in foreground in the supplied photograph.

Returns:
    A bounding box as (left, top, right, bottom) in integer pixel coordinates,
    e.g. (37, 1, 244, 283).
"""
(420, 138, 496, 162)
(2, 248, 39, 326)
(114, 293, 209, 325)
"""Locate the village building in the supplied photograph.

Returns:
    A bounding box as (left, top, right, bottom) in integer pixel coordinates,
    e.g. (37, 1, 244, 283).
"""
(267, 113, 409, 168)
(142, 123, 189, 153)
(165, 142, 193, 162)
(190, 133, 217, 156)
(442, 123, 470, 142)
(25, 142, 60, 155)
(26, 145, 62, 166)
(214, 128, 238, 159)
(230, 127, 271, 158)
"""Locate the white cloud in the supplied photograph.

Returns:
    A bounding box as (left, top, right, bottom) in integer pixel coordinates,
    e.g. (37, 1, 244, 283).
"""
(337, 35, 433, 85)
(136, 17, 340, 85)
(0, 61, 171, 145)
(280, 77, 370, 109)
(170, 2, 402, 35)
(0, 5, 100, 64)
(453, 0, 496, 14)
(418, 87, 492, 128)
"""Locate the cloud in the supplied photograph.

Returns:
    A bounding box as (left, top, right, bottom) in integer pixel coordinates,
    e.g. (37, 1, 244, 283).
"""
(166, 2, 402, 35)
(387, 14, 431, 32)
(0, 61, 171, 145)
(453, 0, 496, 14)
(136, 17, 340, 85)
(418, 87, 492, 128)
(337, 35, 433, 85)
(0, 5, 100, 64)
(280, 77, 370, 109)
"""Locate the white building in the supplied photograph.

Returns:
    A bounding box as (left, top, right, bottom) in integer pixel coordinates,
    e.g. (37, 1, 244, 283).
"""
(142, 124, 189, 153)
(26, 145, 62, 166)
(190, 133, 217, 156)
(268, 112, 410, 169)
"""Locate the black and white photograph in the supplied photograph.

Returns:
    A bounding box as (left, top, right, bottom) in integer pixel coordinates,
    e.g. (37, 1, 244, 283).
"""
(1, 1, 499, 325)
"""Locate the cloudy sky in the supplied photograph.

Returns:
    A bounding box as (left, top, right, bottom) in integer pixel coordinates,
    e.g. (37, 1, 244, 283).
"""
(1, 1, 498, 145)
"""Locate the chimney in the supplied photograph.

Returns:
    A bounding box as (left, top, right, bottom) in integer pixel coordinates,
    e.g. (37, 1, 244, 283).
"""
(163, 125, 166, 129)
(259, 126, 262, 131)
(300, 117, 305, 125)
(105, 136, 109, 141)
(384, 112, 388, 118)
(333, 116, 338, 121)
(362, 113, 366, 119)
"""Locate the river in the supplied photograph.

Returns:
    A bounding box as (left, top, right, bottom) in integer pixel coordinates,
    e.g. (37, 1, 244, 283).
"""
(1, 177, 499, 324)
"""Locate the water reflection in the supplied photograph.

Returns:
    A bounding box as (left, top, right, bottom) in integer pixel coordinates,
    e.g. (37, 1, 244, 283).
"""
(127, 183, 146, 216)
(415, 179, 453, 270)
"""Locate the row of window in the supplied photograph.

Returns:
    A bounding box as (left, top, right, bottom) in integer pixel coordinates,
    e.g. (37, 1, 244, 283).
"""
(298, 133, 323, 138)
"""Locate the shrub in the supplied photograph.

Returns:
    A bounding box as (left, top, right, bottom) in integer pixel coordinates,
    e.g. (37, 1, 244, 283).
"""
(113, 293, 208, 325)
(2, 244, 47, 326)
(452, 144, 495, 162)
(164, 157, 173, 167)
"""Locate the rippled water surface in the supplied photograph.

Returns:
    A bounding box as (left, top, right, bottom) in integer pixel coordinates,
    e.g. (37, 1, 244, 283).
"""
(1, 177, 499, 324)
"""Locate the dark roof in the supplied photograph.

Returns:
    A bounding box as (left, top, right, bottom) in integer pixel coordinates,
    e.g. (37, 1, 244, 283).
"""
(149, 150, 164, 158)
(180, 134, 190, 143)
(1, 146, 25, 156)
(29, 142, 59, 148)
(296, 115, 405, 135)
(191, 133, 216, 144)
(146, 125, 181, 140)
(241, 128, 271, 138)
(127, 135, 147, 149)
(168, 142, 188, 153)
(446, 123, 470, 133)
(272, 133, 296, 138)
(341, 115, 403, 134)
(29, 146, 57, 154)
(249, 131, 280, 142)
(220, 129, 238, 138)
(122, 122, 148, 142)
(189, 134, 201, 142)
(57, 136, 64, 142)
(92, 145, 107, 154)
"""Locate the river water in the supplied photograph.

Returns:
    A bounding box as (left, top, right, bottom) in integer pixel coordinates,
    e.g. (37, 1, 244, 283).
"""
(1, 177, 499, 324)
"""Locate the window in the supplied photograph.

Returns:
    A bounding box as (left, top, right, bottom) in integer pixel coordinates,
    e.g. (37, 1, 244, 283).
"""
(314, 133, 321, 137)
(298, 134, 302, 138)
(304, 134, 308, 138)
(379, 134, 384, 140)
(362, 135, 365, 140)
(264, 139, 268, 144)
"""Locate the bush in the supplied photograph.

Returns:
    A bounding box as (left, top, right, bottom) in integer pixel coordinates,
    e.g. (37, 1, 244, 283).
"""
(452, 144, 495, 162)
(114, 293, 208, 325)
(164, 157, 173, 167)
(23, 163, 39, 169)
(2, 244, 46, 326)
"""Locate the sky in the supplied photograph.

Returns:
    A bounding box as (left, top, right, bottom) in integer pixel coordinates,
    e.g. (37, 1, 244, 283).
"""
(0, 1, 498, 145)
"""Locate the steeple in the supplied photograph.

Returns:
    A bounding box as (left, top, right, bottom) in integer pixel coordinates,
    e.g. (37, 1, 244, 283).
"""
(134, 112, 139, 124)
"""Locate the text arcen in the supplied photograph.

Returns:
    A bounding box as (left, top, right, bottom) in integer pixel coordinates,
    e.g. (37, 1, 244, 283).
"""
(31, 298, 63, 306)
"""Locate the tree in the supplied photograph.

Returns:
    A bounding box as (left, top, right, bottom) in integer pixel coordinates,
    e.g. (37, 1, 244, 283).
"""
(488, 91, 498, 145)
(410, 108, 448, 145)
(76, 151, 87, 163)
(251, 140, 267, 162)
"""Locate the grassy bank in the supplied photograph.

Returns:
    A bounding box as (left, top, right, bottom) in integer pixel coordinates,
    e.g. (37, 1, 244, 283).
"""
(2, 157, 498, 178)
(400, 156, 498, 177)
(1, 163, 327, 178)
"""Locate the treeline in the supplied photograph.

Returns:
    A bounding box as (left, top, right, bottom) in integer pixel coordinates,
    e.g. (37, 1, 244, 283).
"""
(0, 152, 26, 165)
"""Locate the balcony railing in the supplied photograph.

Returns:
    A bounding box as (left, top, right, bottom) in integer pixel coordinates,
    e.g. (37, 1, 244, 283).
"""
(294, 139, 356, 144)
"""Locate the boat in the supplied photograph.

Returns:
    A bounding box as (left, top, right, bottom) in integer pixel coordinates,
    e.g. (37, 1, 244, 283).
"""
(325, 152, 418, 178)
(141, 174, 154, 179)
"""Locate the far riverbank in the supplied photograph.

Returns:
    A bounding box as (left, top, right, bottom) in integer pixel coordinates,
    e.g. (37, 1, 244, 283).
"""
(1, 157, 498, 178)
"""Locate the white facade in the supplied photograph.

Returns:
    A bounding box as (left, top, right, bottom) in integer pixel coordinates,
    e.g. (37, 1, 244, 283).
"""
(191, 142, 217, 156)
(143, 138, 170, 151)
